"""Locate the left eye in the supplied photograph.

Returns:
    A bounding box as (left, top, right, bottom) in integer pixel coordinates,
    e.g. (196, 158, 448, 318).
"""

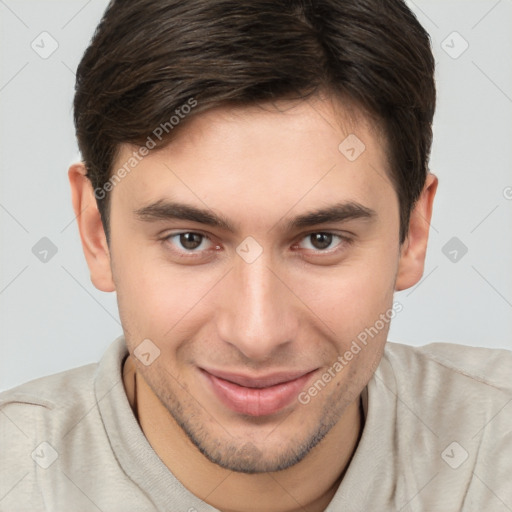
(167, 232, 213, 252)
(297, 233, 344, 251)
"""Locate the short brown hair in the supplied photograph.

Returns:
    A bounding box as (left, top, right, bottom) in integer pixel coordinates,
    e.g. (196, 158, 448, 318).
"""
(74, 0, 435, 244)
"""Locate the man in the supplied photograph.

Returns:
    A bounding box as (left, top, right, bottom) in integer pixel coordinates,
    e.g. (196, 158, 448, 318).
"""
(1, 0, 511, 511)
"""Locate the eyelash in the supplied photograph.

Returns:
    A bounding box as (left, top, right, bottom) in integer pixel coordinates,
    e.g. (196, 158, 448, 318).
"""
(161, 231, 353, 260)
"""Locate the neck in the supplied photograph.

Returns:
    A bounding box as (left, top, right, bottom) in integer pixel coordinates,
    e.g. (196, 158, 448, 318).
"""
(123, 356, 363, 512)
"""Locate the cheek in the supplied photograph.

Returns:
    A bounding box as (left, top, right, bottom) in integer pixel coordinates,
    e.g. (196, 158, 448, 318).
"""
(113, 247, 219, 344)
(307, 264, 395, 389)
(295, 242, 398, 332)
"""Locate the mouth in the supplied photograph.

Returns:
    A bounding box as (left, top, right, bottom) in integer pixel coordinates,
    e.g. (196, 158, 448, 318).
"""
(199, 368, 318, 417)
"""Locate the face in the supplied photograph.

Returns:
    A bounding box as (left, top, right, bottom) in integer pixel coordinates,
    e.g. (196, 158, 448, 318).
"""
(107, 96, 401, 473)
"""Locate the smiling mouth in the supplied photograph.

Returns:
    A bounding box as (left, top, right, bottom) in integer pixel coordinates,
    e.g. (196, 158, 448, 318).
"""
(200, 368, 317, 417)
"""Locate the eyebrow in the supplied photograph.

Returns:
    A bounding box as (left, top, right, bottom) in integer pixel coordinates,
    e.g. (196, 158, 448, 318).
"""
(134, 199, 376, 232)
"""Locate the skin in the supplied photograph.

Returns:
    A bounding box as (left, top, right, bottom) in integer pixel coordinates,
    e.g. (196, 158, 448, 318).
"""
(69, 94, 437, 512)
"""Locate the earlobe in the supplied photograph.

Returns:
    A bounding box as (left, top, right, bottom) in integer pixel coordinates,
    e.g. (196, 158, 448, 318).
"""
(395, 173, 438, 291)
(68, 163, 116, 292)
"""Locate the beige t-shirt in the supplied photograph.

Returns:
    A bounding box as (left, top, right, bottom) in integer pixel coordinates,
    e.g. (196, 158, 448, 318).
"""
(1, 336, 511, 511)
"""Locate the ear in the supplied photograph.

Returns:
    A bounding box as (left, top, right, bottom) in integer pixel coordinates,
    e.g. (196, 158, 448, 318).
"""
(68, 163, 115, 292)
(395, 173, 438, 291)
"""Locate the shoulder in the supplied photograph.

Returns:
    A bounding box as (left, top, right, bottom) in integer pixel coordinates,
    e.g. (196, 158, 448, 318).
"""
(381, 340, 512, 426)
(384, 340, 512, 393)
(0, 362, 98, 404)
(0, 362, 100, 510)
(0, 335, 128, 438)
(374, 341, 512, 508)
(378, 340, 512, 449)
(0, 361, 99, 442)
(0, 336, 128, 422)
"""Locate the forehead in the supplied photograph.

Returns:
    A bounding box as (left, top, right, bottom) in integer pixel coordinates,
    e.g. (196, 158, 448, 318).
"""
(161, 95, 381, 158)
(110, 96, 394, 228)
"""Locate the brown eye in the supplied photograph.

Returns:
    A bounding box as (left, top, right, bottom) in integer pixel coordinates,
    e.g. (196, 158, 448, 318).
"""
(165, 232, 213, 253)
(309, 233, 333, 250)
(295, 232, 351, 256)
(298, 232, 338, 251)
(179, 232, 203, 250)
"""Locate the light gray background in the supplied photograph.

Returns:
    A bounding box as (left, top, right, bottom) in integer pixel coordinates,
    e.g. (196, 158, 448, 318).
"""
(1, 0, 511, 392)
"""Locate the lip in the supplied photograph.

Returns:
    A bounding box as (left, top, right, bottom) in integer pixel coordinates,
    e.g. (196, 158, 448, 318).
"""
(200, 368, 317, 417)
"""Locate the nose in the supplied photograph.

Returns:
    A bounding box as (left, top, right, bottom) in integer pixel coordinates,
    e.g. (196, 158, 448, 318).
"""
(216, 251, 298, 362)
